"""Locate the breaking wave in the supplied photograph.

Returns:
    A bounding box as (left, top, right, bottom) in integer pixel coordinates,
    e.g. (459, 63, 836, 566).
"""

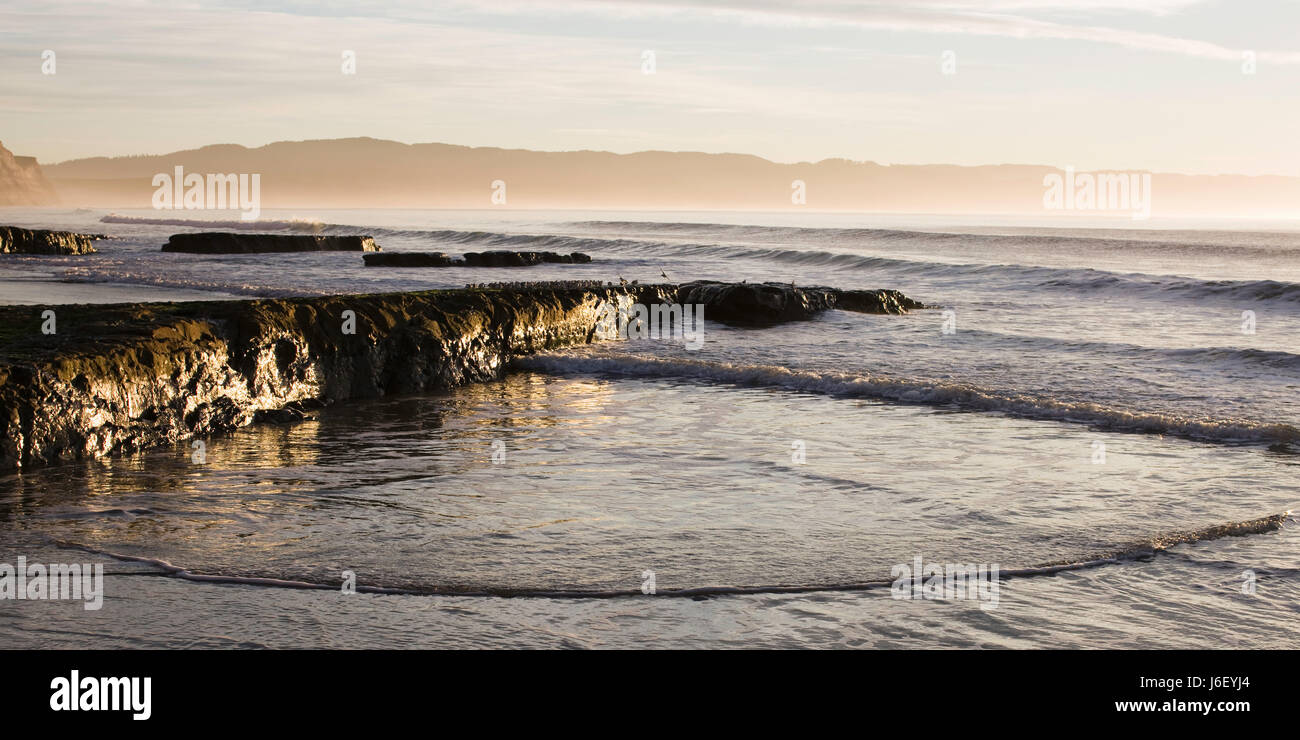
(91, 218, 1300, 305)
(321, 225, 1300, 305)
(943, 327, 1300, 372)
(572, 220, 1300, 257)
(101, 214, 327, 232)
(605, 241, 1300, 304)
(514, 352, 1300, 445)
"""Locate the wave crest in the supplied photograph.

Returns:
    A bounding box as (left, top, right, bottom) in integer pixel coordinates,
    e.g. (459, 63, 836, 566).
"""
(515, 352, 1300, 445)
(101, 214, 326, 232)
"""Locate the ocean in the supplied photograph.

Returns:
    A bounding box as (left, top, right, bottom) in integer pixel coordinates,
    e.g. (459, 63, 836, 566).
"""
(1, 208, 1298, 648)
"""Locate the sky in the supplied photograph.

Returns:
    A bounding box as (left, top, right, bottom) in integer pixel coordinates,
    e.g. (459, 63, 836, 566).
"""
(2, 0, 1299, 175)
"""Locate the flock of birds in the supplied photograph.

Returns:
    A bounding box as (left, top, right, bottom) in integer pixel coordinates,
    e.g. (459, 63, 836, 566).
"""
(463, 269, 777, 293)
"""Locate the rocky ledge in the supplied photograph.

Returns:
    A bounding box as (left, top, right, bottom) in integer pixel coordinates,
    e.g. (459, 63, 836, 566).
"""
(0, 281, 922, 470)
(162, 233, 380, 253)
(364, 250, 591, 267)
(1, 225, 107, 255)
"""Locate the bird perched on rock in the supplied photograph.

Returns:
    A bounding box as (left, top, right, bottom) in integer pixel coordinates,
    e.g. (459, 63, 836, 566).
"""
(618, 276, 628, 287)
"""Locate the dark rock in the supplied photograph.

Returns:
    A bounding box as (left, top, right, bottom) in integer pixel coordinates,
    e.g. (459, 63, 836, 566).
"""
(835, 288, 926, 315)
(462, 251, 591, 267)
(363, 252, 456, 267)
(674, 281, 829, 323)
(162, 232, 380, 254)
(0, 280, 920, 470)
(469, 280, 607, 290)
(253, 400, 321, 424)
(0, 285, 643, 470)
(672, 281, 924, 323)
(363, 250, 592, 268)
(0, 225, 106, 255)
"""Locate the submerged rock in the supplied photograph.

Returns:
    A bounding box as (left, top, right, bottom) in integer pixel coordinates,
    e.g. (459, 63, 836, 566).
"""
(0, 225, 106, 255)
(0, 280, 920, 470)
(364, 250, 592, 267)
(162, 232, 380, 253)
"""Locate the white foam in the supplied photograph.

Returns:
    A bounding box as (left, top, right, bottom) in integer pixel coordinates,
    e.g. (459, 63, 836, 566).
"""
(101, 213, 325, 232)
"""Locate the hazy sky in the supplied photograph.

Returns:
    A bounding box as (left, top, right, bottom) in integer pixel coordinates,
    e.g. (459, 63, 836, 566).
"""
(3, 0, 1299, 174)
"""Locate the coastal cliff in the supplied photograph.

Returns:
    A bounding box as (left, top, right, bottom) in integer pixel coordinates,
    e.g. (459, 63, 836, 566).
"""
(0, 142, 59, 206)
(0, 281, 922, 470)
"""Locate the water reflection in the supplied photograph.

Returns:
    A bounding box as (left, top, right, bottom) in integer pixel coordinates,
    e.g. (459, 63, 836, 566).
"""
(0, 372, 1294, 595)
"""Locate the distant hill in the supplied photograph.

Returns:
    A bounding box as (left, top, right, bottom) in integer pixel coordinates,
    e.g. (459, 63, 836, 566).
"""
(0, 141, 59, 206)
(39, 137, 1300, 217)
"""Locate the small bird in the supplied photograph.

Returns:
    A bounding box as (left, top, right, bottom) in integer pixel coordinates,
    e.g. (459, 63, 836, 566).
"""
(660, 267, 669, 281)
(618, 276, 628, 287)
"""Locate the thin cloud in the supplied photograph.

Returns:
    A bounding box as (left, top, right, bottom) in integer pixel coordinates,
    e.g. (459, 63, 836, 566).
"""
(479, 0, 1300, 63)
